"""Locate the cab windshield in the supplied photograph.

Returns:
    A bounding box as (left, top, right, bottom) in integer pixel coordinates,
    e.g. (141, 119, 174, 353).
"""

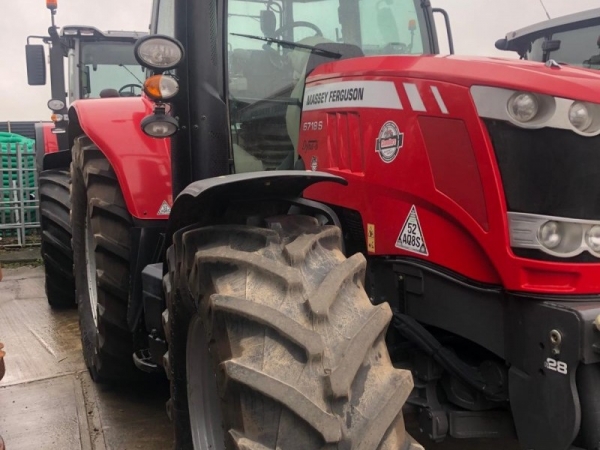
(226, 0, 431, 172)
(522, 22, 600, 69)
(77, 41, 145, 99)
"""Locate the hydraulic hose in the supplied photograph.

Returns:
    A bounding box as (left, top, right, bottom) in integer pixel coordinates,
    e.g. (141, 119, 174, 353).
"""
(391, 310, 507, 401)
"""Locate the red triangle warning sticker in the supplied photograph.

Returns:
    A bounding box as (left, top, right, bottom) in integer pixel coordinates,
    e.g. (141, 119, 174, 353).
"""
(395, 205, 428, 256)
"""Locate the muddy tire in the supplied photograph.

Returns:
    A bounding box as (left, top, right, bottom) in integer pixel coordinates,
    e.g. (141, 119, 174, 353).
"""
(71, 136, 137, 382)
(39, 169, 76, 308)
(164, 215, 420, 450)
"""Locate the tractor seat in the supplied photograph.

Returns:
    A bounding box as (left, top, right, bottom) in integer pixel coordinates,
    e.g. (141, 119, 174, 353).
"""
(99, 88, 120, 98)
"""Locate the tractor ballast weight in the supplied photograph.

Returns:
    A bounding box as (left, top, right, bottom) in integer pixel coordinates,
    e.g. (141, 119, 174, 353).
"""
(68, 0, 600, 449)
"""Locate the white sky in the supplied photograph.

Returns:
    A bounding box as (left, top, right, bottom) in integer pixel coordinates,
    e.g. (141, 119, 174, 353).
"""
(1, 0, 599, 121)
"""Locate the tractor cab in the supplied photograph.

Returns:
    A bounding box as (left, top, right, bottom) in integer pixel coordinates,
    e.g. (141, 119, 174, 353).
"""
(496, 7, 600, 69)
(225, 0, 440, 171)
(26, 0, 146, 146)
(143, 0, 451, 179)
(60, 26, 147, 101)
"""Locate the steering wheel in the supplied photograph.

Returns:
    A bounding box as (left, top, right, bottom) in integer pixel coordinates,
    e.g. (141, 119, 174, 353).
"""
(118, 84, 143, 97)
(273, 21, 323, 39)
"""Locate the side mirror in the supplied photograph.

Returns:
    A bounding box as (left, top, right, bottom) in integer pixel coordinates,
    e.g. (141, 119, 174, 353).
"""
(25, 44, 47, 86)
(495, 38, 508, 51)
(542, 39, 561, 52)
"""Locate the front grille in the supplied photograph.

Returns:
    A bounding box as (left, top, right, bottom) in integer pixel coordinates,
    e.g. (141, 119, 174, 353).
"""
(485, 120, 600, 220)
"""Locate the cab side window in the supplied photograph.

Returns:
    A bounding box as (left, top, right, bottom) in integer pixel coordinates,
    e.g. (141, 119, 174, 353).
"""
(156, 0, 175, 37)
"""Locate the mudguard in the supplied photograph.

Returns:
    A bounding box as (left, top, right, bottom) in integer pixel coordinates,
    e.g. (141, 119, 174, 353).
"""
(34, 122, 59, 172)
(165, 171, 347, 249)
(69, 97, 172, 220)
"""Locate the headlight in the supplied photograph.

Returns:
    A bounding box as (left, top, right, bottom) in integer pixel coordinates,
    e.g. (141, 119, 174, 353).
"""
(538, 221, 561, 249)
(587, 225, 600, 252)
(141, 113, 178, 138)
(569, 102, 593, 131)
(143, 74, 179, 101)
(510, 212, 600, 258)
(47, 99, 65, 111)
(538, 221, 583, 254)
(508, 92, 539, 123)
(134, 35, 184, 71)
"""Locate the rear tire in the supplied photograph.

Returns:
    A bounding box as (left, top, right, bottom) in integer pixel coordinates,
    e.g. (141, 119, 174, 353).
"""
(165, 215, 421, 450)
(71, 136, 138, 382)
(38, 169, 75, 308)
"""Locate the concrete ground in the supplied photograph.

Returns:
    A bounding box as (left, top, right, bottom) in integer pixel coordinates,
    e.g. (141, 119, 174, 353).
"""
(0, 265, 520, 450)
(0, 266, 172, 450)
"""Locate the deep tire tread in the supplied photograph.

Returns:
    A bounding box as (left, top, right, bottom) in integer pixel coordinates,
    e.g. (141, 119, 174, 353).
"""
(71, 136, 138, 382)
(39, 169, 75, 308)
(211, 294, 324, 357)
(166, 216, 416, 449)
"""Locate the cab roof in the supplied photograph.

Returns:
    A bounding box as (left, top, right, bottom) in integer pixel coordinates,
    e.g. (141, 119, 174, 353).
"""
(498, 8, 600, 52)
(60, 26, 147, 41)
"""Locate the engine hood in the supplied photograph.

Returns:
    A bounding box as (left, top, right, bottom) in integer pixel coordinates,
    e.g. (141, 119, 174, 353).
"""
(308, 54, 600, 103)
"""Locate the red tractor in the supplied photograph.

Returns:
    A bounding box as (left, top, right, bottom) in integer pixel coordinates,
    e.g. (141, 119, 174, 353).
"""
(25, 0, 146, 307)
(64, 0, 600, 449)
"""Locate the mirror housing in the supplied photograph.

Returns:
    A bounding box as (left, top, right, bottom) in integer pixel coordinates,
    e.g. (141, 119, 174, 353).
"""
(542, 39, 561, 52)
(495, 38, 508, 51)
(25, 44, 47, 86)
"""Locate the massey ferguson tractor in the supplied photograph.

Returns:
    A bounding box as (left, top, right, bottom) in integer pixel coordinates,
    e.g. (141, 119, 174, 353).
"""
(495, 7, 600, 68)
(63, 0, 600, 449)
(25, 0, 145, 308)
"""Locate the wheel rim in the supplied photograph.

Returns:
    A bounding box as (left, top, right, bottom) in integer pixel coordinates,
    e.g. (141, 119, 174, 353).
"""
(84, 213, 98, 326)
(187, 315, 225, 450)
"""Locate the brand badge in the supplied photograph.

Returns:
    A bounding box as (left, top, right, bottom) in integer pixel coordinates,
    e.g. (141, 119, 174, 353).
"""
(376, 121, 403, 163)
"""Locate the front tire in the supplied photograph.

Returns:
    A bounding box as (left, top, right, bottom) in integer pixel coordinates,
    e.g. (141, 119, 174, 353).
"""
(71, 136, 137, 382)
(38, 169, 75, 308)
(165, 215, 421, 450)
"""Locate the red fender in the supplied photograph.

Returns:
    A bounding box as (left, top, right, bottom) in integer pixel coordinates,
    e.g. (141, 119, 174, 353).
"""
(69, 97, 172, 220)
(41, 123, 59, 154)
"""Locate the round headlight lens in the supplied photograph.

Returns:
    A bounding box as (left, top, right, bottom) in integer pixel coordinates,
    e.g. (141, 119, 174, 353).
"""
(47, 99, 65, 111)
(587, 225, 600, 252)
(135, 36, 184, 71)
(538, 221, 562, 249)
(569, 102, 593, 132)
(141, 114, 179, 138)
(508, 92, 539, 123)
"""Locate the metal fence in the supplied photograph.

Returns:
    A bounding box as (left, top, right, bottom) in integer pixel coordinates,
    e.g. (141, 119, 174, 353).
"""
(0, 143, 40, 247)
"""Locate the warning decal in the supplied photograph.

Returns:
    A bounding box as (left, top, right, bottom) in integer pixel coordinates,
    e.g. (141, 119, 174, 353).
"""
(367, 224, 375, 253)
(157, 200, 171, 216)
(395, 205, 428, 256)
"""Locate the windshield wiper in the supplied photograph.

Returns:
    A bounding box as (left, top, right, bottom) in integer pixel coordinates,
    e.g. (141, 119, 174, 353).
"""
(119, 64, 144, 84)
(231, 33, 341, 59)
